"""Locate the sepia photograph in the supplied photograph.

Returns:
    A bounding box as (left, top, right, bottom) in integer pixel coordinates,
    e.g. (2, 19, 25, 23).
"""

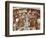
(5, 1, 45, 37)
(13, 8, 40, 31)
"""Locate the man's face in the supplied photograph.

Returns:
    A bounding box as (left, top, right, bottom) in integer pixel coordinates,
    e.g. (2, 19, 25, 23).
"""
(28, 10, 38, 19)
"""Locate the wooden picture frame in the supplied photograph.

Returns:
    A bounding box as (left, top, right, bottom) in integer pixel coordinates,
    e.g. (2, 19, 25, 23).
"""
(5, 1, 45, 37)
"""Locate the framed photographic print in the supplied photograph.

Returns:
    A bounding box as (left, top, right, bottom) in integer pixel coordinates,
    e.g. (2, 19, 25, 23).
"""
(5, 1, 45, 37)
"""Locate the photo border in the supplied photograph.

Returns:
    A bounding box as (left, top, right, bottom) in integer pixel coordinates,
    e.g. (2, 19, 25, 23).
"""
(5, 1, 45, 37)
